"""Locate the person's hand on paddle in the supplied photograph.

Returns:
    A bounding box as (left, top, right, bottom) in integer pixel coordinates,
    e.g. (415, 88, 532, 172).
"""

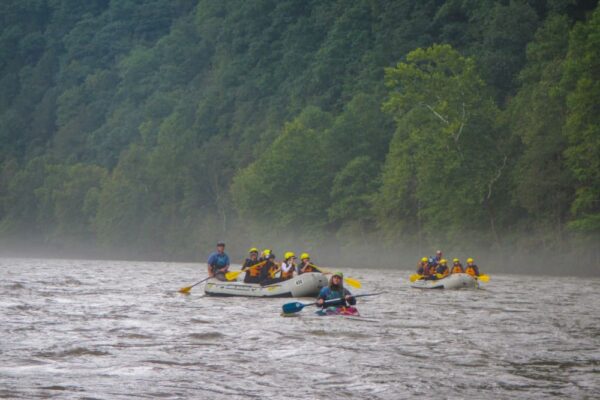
(316, 298, 324, 306)
(345, 295, 353, 303)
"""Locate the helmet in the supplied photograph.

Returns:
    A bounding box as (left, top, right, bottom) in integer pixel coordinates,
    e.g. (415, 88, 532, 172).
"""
(421, 257, 428, 262)
(428, 258, 434, 263)
(249, 247, 259, 254)
(217, 242, 225, 247)
(436, 250, 442, 255)
(467, 258, 474, 264)
(300, 253, 310, 260)
(453, 258, 459, 263)
(332, 271, 344, 278)
(284, 251, 295, 260)
(440, 259, 447, 265)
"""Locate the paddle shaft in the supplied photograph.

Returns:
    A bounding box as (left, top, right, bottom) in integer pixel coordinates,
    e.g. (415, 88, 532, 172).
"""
(282, 292, 385, 314)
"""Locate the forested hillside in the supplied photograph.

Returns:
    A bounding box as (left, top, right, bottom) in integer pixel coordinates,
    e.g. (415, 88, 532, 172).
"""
(0, 0, 598, 271)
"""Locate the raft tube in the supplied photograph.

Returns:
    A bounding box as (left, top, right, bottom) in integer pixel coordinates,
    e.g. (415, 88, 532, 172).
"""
(204, 272, 327, 298)
(410, 273, 479, 290)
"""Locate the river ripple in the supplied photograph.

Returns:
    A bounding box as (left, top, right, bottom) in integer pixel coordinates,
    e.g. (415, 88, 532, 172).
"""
(1, 258, 599, 399)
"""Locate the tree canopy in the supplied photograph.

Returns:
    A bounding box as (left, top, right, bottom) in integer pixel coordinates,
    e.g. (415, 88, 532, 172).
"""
(0, 0, 598, 270)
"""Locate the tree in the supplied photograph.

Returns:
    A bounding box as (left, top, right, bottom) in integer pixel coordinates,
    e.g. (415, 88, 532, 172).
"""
(377, 44, 505, 247)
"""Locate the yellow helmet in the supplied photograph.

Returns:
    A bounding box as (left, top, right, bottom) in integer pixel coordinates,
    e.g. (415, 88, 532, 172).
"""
(284, 251, 295, 260)
(453, 258, 459, 263)
(300, 253, 310, 260)
(421, 257, 428, 262)
(249, 247, 259, 254)
(262, 249, 271, 256)
(467, 258, 474, 263)
(440, 259, 447, 265)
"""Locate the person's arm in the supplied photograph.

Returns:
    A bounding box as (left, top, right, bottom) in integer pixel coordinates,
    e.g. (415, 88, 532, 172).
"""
(344, 289, 356, 306)
(316, 288, 329, 307)
(207, 254, 216, 277)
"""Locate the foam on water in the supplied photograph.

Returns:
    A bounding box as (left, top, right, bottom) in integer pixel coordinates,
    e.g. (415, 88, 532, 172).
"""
(0, 258, 599, 399)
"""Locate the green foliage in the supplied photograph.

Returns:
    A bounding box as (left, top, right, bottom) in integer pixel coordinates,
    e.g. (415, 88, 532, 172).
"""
(562, 6, 600, 233)
(378, 44, 504, 245)
(0, 0, 598, 261)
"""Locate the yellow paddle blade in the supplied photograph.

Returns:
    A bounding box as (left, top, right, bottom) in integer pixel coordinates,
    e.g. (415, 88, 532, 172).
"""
(435, 273, 444, 279)
(409, 274, 423, 282)
(344, 277, 361, 289)
(178, 286, 192, 294)
(478, 274, 490, 282)
(225, 270, 243, 281)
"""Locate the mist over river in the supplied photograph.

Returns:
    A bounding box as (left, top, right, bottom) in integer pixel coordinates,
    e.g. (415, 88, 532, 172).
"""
(1, 258, 599, 399)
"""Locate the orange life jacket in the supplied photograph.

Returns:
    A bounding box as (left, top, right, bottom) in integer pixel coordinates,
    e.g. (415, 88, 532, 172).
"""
(465, 265, 478, 277)
(451, 263, 463, 273)
(280, 262, 295, 280)
(267, 263, 280, 279)
(301, 263, 316, 273)
(428, 264, 437, 275)
(244, 260, 265, 277)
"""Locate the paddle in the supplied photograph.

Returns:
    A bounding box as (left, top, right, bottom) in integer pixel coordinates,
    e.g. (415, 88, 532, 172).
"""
(476, 274, 490, 282)
(224, 261, 267, 281)
(282, 292, 385, 314)
(410, 274, 423, 282)
(308, 264, 362, 289)
(179, 276, 211, 294)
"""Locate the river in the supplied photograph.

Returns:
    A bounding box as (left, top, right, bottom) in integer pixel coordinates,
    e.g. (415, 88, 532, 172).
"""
(1, 258, 599, 399)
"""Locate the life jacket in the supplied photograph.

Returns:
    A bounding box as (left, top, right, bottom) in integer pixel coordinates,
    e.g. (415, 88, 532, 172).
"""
(451, 263, 463, 273)
(266, 262, 280, 279)
(437, 264, 449, 277)
(280, 261, 295, 279)
(417, 263, 426, 275)
(244, 259, 264, 277)
(465, 264, 479, 277)
(428, 264, 437, 275)
(300, 262, 316, 274)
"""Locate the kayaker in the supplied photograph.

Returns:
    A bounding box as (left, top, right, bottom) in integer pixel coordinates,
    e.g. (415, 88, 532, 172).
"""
(298, 253, 317, 274)
(259, 253, 281, 286)
(280, 252, 296, 281)
(316, 272, 356, 308)
(465, 258, 480, 277)
(451, 258, 464, 273)
(207, 242, 230, 281)
(243, 247, 265, 284)
(436, 259, 449, 277)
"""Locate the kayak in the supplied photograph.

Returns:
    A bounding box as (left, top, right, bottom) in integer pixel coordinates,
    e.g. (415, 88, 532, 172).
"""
(410, 273, 479, 290)
(204, 272, 327, 297)
(316, 306, 360, 316)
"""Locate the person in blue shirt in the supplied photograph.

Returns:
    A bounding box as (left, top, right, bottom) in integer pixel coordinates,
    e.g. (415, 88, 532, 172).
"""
(207, 242, 230, 281)
(316, 272, 356, 308)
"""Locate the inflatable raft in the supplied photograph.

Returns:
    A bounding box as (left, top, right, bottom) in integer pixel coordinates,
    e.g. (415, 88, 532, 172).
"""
(204, 272, 327, 297)
(410, 273, 479, 290)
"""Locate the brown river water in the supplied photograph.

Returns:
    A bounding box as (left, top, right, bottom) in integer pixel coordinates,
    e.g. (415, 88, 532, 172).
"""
(1, 258, 599, 399)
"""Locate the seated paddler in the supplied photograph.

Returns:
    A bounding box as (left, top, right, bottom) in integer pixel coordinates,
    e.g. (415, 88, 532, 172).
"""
(243, 247, 264, 283)
(298, 253, 317, 274)
(207, 241, 230, 281)
(259, 253, 281, 286)
(465, 258, 480, 277)
(316, 272, 356, 308)
(280, 252, 296, 281)
(436, 259, 449, 278)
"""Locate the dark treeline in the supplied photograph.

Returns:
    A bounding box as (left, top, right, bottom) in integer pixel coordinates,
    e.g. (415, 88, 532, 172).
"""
(0, 0, 598, 274)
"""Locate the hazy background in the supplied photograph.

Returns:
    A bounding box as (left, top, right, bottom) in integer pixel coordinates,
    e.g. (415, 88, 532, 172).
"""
(0, 0, 598, 276)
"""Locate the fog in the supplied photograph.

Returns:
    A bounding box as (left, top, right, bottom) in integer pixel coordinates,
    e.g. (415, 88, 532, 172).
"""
(1, 226, 598, 278)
